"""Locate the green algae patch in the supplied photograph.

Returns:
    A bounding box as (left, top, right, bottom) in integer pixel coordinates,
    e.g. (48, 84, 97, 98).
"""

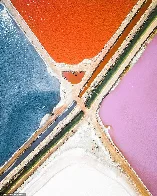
(0, 111, 84, 194)
(85, 7, 157, 108)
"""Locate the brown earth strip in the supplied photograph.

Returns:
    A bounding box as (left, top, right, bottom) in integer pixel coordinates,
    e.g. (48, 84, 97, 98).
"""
(94, 118, 150, 195)
(0, 105, 67, 176)
(79, 0, 152, 97)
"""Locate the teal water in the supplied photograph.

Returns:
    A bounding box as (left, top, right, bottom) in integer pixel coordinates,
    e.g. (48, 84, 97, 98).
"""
(0, 4, 60, 166)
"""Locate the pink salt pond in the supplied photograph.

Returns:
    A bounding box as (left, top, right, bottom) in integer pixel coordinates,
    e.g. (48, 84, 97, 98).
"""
(99, 35, 157, 195)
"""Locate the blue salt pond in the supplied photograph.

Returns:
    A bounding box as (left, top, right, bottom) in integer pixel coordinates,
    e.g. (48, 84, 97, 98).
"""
(0, 4, 60, 166)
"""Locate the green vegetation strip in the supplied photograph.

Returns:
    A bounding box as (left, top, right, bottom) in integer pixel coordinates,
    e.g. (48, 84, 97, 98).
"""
(85, 7, 157, 108)
(0, 111, 84, 194)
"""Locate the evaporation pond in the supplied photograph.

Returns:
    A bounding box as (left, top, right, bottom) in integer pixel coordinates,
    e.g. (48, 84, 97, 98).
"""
(0, 4, 60, 166)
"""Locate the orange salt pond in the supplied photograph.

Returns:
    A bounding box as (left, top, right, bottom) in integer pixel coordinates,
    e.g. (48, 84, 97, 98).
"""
(11, 0, 137, 64)
(62, 72, 85, 84)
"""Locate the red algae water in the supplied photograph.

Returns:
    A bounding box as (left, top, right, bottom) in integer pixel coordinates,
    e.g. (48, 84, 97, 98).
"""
(11, 0, 137, 84)
(11, 0, 137, 64)
(99, 35, 157, 195)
